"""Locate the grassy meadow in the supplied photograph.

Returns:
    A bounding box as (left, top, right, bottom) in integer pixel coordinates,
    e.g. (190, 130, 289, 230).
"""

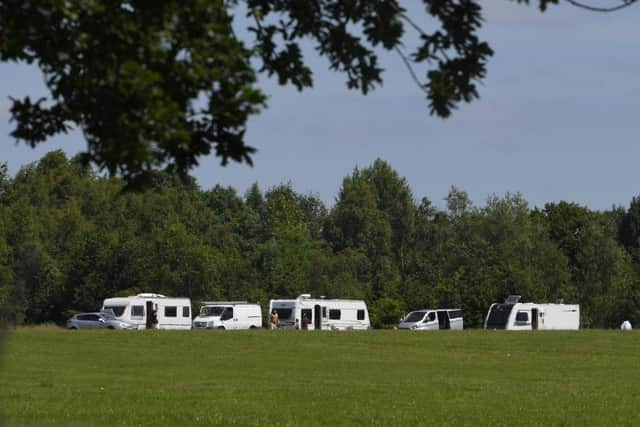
(1, 328, 639, 426)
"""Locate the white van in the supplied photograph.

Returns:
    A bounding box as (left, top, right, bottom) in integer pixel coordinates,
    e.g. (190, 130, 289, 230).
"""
(484, 295, 580, 330)
(192, 301, 262, 330)
(399, 309, 464, 330)
(268, 294, 370, 330)
(102, 293, 192, 330)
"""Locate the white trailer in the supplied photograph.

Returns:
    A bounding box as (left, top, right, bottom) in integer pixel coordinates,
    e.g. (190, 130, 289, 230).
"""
(102, 293, 192, 330)
(484, 295, 579, 330)
(269, 294, 370, 330)
(399, 309, 464, 330)
(192, 301, 262, 330)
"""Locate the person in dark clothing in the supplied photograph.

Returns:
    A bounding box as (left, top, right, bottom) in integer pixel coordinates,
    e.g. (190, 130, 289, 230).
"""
(302, 312, 310, 330)
(152, 305, 159, 330)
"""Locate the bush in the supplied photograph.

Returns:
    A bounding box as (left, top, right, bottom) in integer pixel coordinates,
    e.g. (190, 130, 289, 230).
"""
(370, 297, 405, 329)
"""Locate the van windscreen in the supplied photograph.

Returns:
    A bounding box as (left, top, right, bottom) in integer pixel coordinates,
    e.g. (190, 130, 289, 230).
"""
(103, 305, 126, 317)
(485, 304, 514, 329)
(200, 306, 225, 317)
(404, 311, 427, 323)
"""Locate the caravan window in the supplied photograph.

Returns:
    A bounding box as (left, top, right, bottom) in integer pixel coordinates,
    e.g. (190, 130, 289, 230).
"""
(273, 308, 292, 320)
(515, 311, 529, 323)
(131, 305, 144, 318)
(103, 305, 126, 317)
(357, 309, 365, 320)
(183, 306, 190, 318)
(165, 306, 177, 317)
(329, 309, 341, 320)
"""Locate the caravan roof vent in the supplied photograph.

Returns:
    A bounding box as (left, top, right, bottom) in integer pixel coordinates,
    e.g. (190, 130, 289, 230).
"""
(298, 294, 311, 299)
(555, 298, 564, 304)
(504, 295, 522, 304)
(136, 293, 166, 298)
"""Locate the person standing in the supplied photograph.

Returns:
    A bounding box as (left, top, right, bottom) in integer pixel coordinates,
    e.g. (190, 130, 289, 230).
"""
(302, 312, 310, 330)
(270, 309, 280, 330)
(152, 305, 159, 330)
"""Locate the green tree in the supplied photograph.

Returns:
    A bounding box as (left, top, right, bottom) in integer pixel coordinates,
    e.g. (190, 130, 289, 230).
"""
(0, 212, 15, 325)
(325, 169, 392, 259)
(573, 219, 638, 327)
(542, 201, 594, 268)
(619, 196, 640, 261)
(370, 296, 406, 329)
(256, 186, 318, 297)
(360, 159, 416, 274)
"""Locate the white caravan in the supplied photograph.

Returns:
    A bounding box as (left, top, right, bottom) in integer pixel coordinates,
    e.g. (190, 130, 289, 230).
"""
(399, 309, 464, 330)
(269, 294, 370, 330)
(484, 295, 579, 330)
(192, 301, 262, 330)
(102, 293, 192, 330)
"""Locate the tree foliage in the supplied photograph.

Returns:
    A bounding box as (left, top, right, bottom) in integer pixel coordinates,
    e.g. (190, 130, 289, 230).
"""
(1, 152, 639, 328)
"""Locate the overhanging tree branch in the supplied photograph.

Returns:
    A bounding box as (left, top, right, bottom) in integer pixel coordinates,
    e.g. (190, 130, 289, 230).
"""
(565, 0, 637, 12)
(394, 46, 429, 95)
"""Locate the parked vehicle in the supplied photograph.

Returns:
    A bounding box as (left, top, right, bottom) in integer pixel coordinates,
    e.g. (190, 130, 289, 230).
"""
(269, 294, 370, 330)
(66, 312, 138, 330)
(399, 309, 463, 330)
(484, 295, 579, 330)
(101, 293, 192, 330)
(192, 301, 262, 330)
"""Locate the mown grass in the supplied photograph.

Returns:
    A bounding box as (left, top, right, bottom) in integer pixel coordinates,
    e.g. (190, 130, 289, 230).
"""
(1, 328, 639, 426)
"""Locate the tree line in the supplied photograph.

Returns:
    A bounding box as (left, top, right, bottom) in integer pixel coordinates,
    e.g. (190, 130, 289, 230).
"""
(1, 151, 639, 328)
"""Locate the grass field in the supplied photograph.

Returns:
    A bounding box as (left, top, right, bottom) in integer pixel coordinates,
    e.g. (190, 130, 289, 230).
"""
(1, 328, 639, 426)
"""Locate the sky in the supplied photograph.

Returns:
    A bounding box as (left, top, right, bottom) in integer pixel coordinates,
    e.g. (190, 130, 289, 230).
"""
(1, 1, 639, 211)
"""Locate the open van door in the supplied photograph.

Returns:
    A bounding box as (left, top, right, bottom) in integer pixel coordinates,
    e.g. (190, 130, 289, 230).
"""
(437, 311, 450, 330)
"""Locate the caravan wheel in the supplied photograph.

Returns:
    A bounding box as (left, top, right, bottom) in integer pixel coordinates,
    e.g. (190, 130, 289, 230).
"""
(217, 326, 225, 330)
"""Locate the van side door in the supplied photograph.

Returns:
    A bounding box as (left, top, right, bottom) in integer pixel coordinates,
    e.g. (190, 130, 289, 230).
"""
(220, 306, 235, 329)
(421, 311, 439, 330)
(448, 310, 464, 330)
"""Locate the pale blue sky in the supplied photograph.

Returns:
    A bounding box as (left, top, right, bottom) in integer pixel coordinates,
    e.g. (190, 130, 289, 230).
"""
(1, 1, 639, 210)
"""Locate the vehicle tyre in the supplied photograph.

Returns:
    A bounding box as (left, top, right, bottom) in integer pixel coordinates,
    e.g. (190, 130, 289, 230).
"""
(107, 326, 115, 330)
(249, 325, 257, 329)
